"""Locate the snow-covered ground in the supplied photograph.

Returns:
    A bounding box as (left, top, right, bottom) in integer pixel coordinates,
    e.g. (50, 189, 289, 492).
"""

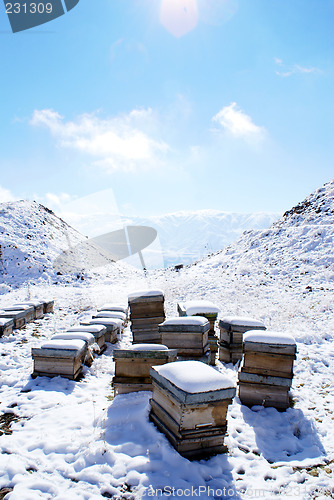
(0, 181, 333, 499)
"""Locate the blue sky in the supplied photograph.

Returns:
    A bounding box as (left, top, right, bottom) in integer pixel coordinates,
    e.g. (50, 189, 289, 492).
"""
(0, 0, 333, 225)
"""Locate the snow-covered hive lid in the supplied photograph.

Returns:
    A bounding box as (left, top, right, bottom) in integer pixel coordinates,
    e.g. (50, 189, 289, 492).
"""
(114, 344, 177, 359)
(219, 316, 266, 332)
(4, 304, 34, 313)
(17, 300, 44, 308)
(37, 339, 86, 352)
(128, 289, 164, 303)
(184, 300, 220, 316)
(52, 332, 95, 345)
(83, 318, 120, 330)
(0, 317, 14, 326)
(67, 325, 106, 336)
(98, 304, 128, 313)
(159, 316, 210, 333)
(94, 311, 127, 321)
(244, 330, 296, 346)
(132, 343, 168, 351)
(151, 361, 236, 403)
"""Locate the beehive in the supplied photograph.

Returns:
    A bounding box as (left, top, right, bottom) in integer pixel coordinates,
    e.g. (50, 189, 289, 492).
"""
(0, 318, 14, 337)
(51, 332, 96, 367)
(219, 316, 266, 364)
(72, 324, 107, 350)
(128, 290, 165, 344)
(149, 361, 236, 459)
(238, 330, 297, 410)
(177, 300, 220, 365)
(113, 344, 177, 394)
(18, 300, 44, 319)
(32, 339, 87, 380)
(42, 300, 54, 314)
(93, 310, 127, 324)
(159, 317, 210, 358)
(4, 305, 35, 323)
(0, 309, 27, 329)
(80, 318, 118, 345)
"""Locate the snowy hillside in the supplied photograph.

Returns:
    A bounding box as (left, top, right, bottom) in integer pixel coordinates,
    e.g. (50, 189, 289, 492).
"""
(0, 181, 333, 499)
(0, 201, 137, 290)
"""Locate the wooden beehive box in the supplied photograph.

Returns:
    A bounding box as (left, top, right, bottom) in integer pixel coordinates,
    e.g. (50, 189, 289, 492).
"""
(42, 300, 54, 314)
(159, 317, 210, 358)
(32, 339, 87, 380)
(0, 309, 27, 329)
(177, 301, 220, 365)
(5, 305, 35, 323)
(73, 324, 108, 350)
(93, 310, 127, 324)
(219, 316, 266, 364)
(113, 344, 177, 394)
(238, 331, 296, 410)
(128, 289, 165, 319)
(18, 301, 44, 320)
(52, 332, 96, 366)
(149, 360, 236, 459)
(80, 319, 117, 345)
(0, 318, 14, 337)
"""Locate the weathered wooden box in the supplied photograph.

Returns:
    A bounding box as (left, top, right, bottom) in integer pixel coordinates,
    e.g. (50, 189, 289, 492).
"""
(18, 301, 44, 320)
(149, 360, 236, 459)
(128, 290, 165, 319)
(219, 316, 266, 364)
(0, 309, 27, 329)
(52, 332, 96, 366)
(68, 324, 107, 351)
(177, 300, 220, 365)
(238, 331, 296, 410)
(159, 317, 210, 358)
(113, 344, 177, 394)
(42, 300, 54, 314)
(80, 319, 116, 345)
(0, 318, 14, 337)
(32, 339, 87, 380)
(5, 305, 35, 323)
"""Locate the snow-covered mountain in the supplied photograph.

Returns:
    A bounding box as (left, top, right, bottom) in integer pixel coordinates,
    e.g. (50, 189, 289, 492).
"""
(61, 209, 280, 268)
(0, 201, 136, 290)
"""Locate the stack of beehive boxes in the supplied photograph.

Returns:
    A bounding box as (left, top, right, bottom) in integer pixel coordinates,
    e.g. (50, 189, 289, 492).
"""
(113, 344, 177, 394)
(238, 330, 297, 410)
(177, 300, 220, 365)
(128, 290, 165, 344)
(219, 316, 266, 364)
(149, 360, 236, 459)
(158, 317, 210, 361)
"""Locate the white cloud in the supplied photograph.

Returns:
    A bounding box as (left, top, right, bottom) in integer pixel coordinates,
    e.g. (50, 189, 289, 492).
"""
(274, 58, 321, 77)
(212, 103, 266, 143)
(0, 186, 16, 203)
(30, 108, 169, 173)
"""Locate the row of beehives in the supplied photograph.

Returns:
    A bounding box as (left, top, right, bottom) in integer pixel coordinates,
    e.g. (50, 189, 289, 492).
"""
(0, 300, 54, 336)
(31, 303, 128, 380)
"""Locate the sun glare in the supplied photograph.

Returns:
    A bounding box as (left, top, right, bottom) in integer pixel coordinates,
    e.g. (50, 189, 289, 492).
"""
(160, 0, 198, 38)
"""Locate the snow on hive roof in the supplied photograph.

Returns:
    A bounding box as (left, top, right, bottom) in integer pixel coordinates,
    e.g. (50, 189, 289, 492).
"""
(131, 344, 168, 351)
(184, 300, 220, 315)
(154, 360, 234, 393)
(128, 289, 164, 300)
(67, 325, 106, 334)
(0, 318, 13, 326)
(221, 316, 265, 328)
(52, 332, 95, 345)
(244, 330, 296, 345)
(98, 304, 128, 313)
(162, 317, 209, 327)
(40, 339, 86, 351)
(95, 311, 127, 320)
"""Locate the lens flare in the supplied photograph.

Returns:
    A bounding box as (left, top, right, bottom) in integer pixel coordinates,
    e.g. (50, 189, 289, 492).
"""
(160, 0, 198, 38)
